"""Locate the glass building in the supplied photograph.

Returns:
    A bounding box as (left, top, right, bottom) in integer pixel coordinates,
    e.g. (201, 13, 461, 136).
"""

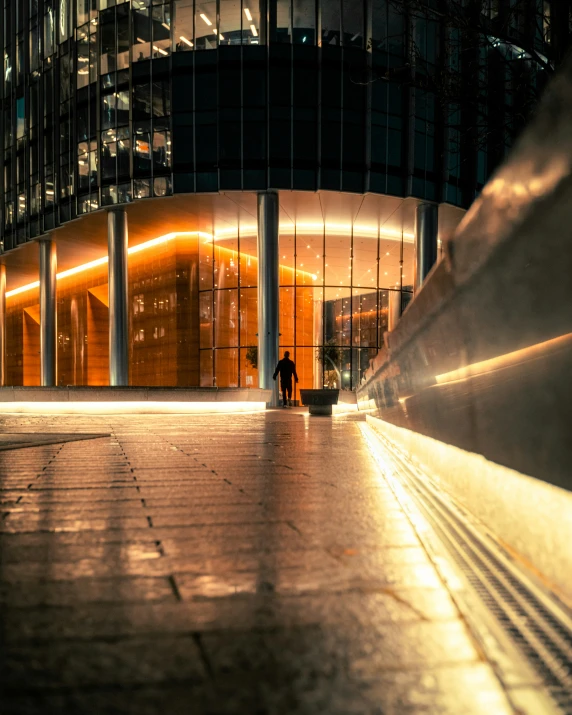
(0, 0, 553, 395)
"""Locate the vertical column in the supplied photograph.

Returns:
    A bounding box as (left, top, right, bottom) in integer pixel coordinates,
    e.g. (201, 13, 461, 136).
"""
(0, 264, 5, 387)
(39, 238, 57, 387)
(257, 191, 279, 407)
(108, 209, 129, 387)
(414, 202, 438, 292)
(388, 290, 401, 332)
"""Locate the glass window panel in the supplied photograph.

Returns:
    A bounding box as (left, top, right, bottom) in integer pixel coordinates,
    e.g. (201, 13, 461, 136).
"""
(134, 178, 151, 198)
(59, 0, 70, 43)
(152, 80, 171, 117)
(342, 0, 363, 47)
(240, 347, 258, 387)
(293, 0, 315, 44)
(200, 349, 214, 386)
(117, 90, 130, 125)
(295, 231, 323, 286)
(78, 142, 89, 190)
(239, 232, 257, 287)
(153, 176, 172, 196)
(379, 236, 401, 289)
(29, 24, 40, 71)
(296, 286, 322, 346)
(152, 4, 171, 57)
(220, 0, 242, 45)
(352, 288, 377, 349)
(200, 240, 214, 290)
(324, 230, 351, 287)
(195, 1, 217, 49)
(199, 291, 213, 348)
(101, 139, 117, 181)
(77, 26, 89, 89)
(133, 1, 151, 61)
(174, 0, 194, 51)
(215, 348, 238, 387)
(134, 129, 152, 174)
(293, 347, 318, 392)
(214, 289, 238, 347)
(77, 104, 89, 140)
(101, 93, 115, 130)
(352, 233, 378, 291)
(239, 287, 257, 347)
(117, 11, 130, 69)
(214, 237, 239, 289)
(402, 237, 414, 291)
(134, 83, 152, 120)
(273, 0, 291, 43)
(89, 28, 98, 84)
(279, 286, 294, 346)
(4, 49, 12, 97)
(44, 6, 54, 58)
(321, 0, 340, 46)
(100, 13, 116, 73)
(279, 228, 295, 285)
(378, 289, 389, 346)
(60, 52, 72, 101)
(77, 0, 97, 24)
(324, 286, 351, 346)
(242, 2, 260, 44)
(153, 129, 171, 170)
(16, 97, 25, 139)
(117, 136, 130, 177)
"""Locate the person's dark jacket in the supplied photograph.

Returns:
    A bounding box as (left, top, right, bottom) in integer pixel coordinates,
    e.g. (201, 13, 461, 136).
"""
(273, 358, 299, 384)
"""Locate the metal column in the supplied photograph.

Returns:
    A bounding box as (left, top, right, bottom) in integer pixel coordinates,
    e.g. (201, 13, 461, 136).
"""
(414, 203, 438, 292)
(108, 209, 129, 386)
(0, 264, 5, 387)
(388, 290, 401, 332)
(39, 238, 57, 387)
(257, 191, 279, 407)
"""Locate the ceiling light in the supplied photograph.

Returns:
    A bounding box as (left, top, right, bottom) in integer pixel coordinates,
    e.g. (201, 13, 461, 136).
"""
(180, 36, 193, 47)
(244, 7, 252, 20)
(250, 24, 258, 36)
(200, 13, 212, 25)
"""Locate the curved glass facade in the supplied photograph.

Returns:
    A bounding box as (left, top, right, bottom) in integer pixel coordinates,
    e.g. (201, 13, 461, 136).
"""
(1, 0, 551, 249)
(0, 0, 552, 391)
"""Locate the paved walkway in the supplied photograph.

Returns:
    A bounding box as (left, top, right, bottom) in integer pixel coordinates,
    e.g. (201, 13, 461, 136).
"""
(0, 411, 513, 714)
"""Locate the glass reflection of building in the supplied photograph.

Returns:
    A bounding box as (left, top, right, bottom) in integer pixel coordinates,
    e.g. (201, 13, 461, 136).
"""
(0, 0, 552, 394)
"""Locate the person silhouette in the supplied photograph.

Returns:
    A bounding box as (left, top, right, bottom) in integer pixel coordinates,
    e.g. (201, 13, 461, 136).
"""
(273, 351, 299, 408)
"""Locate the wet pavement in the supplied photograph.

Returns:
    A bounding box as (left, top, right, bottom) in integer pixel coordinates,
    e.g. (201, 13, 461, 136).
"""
(0, 410, 514, 714)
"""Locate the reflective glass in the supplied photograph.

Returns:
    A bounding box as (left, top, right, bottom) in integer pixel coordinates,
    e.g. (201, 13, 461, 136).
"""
(321, 0, 341, 46)
(174, 0, 194, 50)
(242, 2, 260, 44)
(293, 0, 315, 44)
(152, 4, 171, 57)
(195, 0, 217, 49)
(214, 289, 238, 347)
(239, 287, 257, 347)
(77, 26, 89, 89)
(133, 1, 151, 61)
(220, 0, 242, 46)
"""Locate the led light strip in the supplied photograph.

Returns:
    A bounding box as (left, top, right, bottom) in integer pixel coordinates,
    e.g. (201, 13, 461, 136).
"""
(6, 222, 410, 299)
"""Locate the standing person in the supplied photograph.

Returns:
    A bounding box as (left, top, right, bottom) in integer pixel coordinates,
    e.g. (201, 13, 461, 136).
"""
(273, 351, 299, 408)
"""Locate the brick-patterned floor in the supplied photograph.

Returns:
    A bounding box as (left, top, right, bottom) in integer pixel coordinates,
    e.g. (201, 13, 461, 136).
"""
(0, 411, 513, 714)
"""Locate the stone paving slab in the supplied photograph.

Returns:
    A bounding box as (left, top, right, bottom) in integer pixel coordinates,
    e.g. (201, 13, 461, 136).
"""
(0, 411, 515, 714)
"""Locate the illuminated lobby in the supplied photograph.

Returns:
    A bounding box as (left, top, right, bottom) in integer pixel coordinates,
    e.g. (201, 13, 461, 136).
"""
(0, 191, 461, 398)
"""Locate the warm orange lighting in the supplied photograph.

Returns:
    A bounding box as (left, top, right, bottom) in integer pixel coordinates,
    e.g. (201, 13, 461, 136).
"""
(6, 221, 410, 299)
(0, 401, 267, 415)
(435, 332, 572, 385)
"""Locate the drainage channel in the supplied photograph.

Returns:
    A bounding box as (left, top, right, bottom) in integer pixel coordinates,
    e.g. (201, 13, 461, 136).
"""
(361, 423, 572, 715)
